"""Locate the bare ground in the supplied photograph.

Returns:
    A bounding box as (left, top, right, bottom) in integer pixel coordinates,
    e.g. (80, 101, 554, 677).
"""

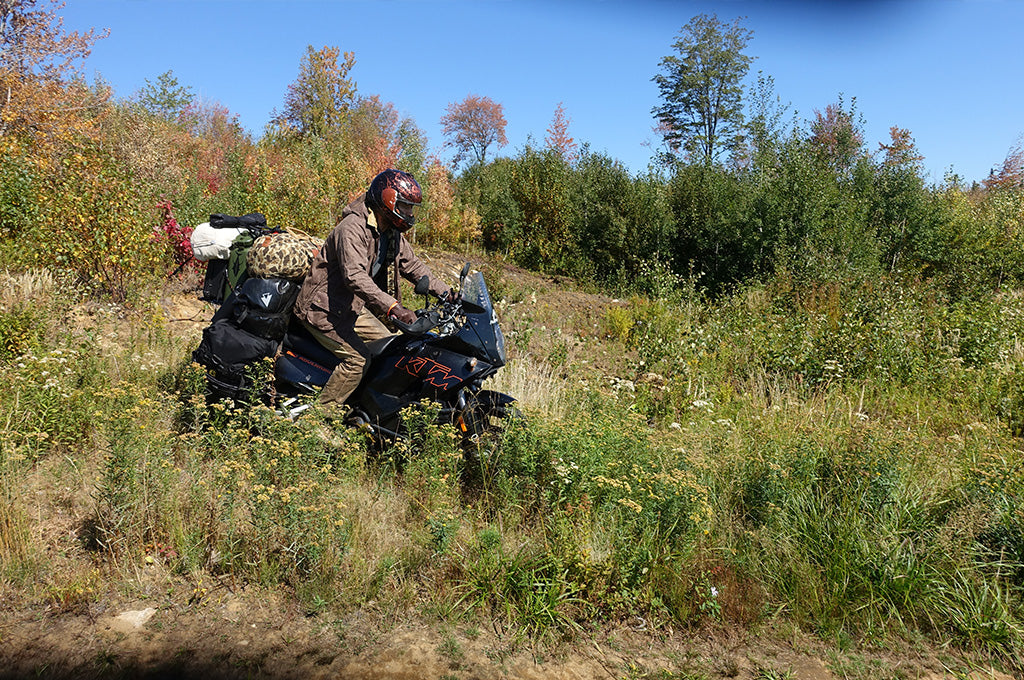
(2, 575, 1012, 680)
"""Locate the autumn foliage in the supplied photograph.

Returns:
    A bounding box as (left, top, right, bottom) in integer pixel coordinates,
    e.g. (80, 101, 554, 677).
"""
(0, 1, 1023, 309)
(440, 94, 508, 169)
(0, 0, 107, 139)
(984, 139, 1024, 191)
(6, 7, 1024, 670)
(545, 102, 577, 163)
(0, 1, 474, 301)
(278, 46, 357, 138)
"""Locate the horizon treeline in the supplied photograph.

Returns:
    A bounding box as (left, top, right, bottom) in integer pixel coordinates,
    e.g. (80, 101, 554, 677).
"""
(0, 3, 1022, 302)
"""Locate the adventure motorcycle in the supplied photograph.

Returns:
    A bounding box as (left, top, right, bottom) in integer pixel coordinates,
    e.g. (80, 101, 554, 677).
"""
(274, 263, 519, 444)
(192, 213, 518, 446)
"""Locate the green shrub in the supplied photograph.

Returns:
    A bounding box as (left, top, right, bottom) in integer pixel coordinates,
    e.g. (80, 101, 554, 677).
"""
(0, 304, 44, 363)
(42, 146, 162, 302)
(0, 146, 40, 249)
(0, 347, 97, 458)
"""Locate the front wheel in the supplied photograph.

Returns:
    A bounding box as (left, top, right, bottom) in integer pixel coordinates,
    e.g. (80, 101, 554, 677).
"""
(456, 390, 521, 441)
(456, 391, 522, 477)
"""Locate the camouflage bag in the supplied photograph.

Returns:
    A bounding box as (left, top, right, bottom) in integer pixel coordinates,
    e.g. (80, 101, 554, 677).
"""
(246, 230, 323, 281)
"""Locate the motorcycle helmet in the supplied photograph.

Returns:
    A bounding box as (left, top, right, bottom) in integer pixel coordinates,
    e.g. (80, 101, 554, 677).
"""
(367, 169, 422, 232)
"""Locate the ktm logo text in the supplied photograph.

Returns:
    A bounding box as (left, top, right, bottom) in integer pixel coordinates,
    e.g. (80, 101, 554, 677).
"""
(395, 356, 460, 389)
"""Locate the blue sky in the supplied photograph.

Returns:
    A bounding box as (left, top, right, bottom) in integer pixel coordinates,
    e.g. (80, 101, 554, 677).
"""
(61, 0, 1022, 185)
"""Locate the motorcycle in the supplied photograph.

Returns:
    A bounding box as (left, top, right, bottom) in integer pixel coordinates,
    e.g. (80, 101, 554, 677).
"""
(273, 263, 519, 446)
(192, 214, 518, 448)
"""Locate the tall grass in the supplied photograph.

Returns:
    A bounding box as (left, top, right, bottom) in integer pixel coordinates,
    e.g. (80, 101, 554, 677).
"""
(598, 272, 1024, 661)
(1, 267, 1023, 672)
(489, 351, 567, 419)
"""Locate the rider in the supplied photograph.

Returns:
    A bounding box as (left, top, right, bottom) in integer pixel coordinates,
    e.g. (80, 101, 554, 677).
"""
(293, 169, 452, 409)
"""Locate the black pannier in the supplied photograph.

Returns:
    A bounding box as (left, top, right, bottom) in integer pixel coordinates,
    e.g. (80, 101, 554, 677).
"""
(192, 319, 279, 401)
(200, 258, 229, 303)
(193, 277, 300, 402)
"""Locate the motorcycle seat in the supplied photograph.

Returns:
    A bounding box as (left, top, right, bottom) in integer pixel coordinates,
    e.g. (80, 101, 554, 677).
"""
(281, 319, 338, 368)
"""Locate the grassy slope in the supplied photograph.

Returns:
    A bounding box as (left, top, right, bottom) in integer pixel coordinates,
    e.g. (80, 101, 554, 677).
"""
(0, 255, 1021, 680)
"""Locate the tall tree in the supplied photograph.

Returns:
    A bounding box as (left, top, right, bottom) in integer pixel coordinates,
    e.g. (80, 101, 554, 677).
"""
(652, 13, 754, 166)
(545, 101, 577, 163)
(744, 71, 790, 170)
(279, 45, 356, 138)
(808, 96, 865, 172)
(348, 94, 402, 177)
(0, 0, 105, 79)
(0, 0, 107, 137)
(395, 116, 428, 176)
(440, 94, 507, 169)
(136, 69, 194, 123)
(878, 126, 924, 169)
(983, 138, 1024, 191)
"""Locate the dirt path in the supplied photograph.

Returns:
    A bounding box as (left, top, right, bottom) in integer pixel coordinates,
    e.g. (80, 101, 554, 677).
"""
(4, 584, 1008, 680)
(0, 590, 841, 680)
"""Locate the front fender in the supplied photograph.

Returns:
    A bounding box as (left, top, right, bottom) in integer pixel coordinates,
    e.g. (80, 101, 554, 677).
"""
(472, 389, 517, 409)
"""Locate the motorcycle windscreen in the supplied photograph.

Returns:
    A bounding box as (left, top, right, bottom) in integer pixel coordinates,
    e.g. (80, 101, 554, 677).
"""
(458, 272, 507, 366)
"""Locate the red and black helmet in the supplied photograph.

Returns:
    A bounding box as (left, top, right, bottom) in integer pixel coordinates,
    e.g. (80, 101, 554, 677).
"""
(367, 169, 422, 232)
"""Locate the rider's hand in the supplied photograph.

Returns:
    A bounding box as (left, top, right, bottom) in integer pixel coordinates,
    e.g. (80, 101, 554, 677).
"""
(389, 304, 417, 325)
(443, 288, 458, 303)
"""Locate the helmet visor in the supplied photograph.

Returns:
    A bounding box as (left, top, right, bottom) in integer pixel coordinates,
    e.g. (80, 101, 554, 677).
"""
(395, 199, 419, 222)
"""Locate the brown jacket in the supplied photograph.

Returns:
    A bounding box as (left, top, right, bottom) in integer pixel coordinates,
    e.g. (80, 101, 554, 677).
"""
(294, 194, 448, 343)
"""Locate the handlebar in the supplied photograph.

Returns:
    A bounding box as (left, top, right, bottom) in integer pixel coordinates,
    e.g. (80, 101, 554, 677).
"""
(390, 290, 465, 337)
(390, 309, 441, 336)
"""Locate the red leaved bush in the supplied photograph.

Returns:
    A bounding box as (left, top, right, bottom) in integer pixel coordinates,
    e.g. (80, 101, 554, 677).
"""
(151, 199, 197, 273)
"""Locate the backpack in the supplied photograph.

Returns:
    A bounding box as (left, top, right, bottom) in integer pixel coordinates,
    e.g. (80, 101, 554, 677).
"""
(229, 277, 300, 341)
(222, 230, 258, 300)
(198, 230, 258, 305)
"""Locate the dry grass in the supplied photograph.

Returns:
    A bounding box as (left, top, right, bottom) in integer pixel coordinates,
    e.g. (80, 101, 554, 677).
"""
(490, 351, 567, 420)
(0, 499, 32, 576)
(0, 268, 55, 307)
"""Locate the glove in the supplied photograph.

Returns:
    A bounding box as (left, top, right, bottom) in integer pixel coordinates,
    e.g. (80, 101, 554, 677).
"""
(389, 304, 416, 325)
(442, 288, 458, 303)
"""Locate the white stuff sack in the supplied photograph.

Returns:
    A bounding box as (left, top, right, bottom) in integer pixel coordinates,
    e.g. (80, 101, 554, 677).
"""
(190, 222, 245, 261)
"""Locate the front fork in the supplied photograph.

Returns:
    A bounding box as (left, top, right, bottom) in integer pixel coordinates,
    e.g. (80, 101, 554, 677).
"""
(453, 390, 476, 439)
